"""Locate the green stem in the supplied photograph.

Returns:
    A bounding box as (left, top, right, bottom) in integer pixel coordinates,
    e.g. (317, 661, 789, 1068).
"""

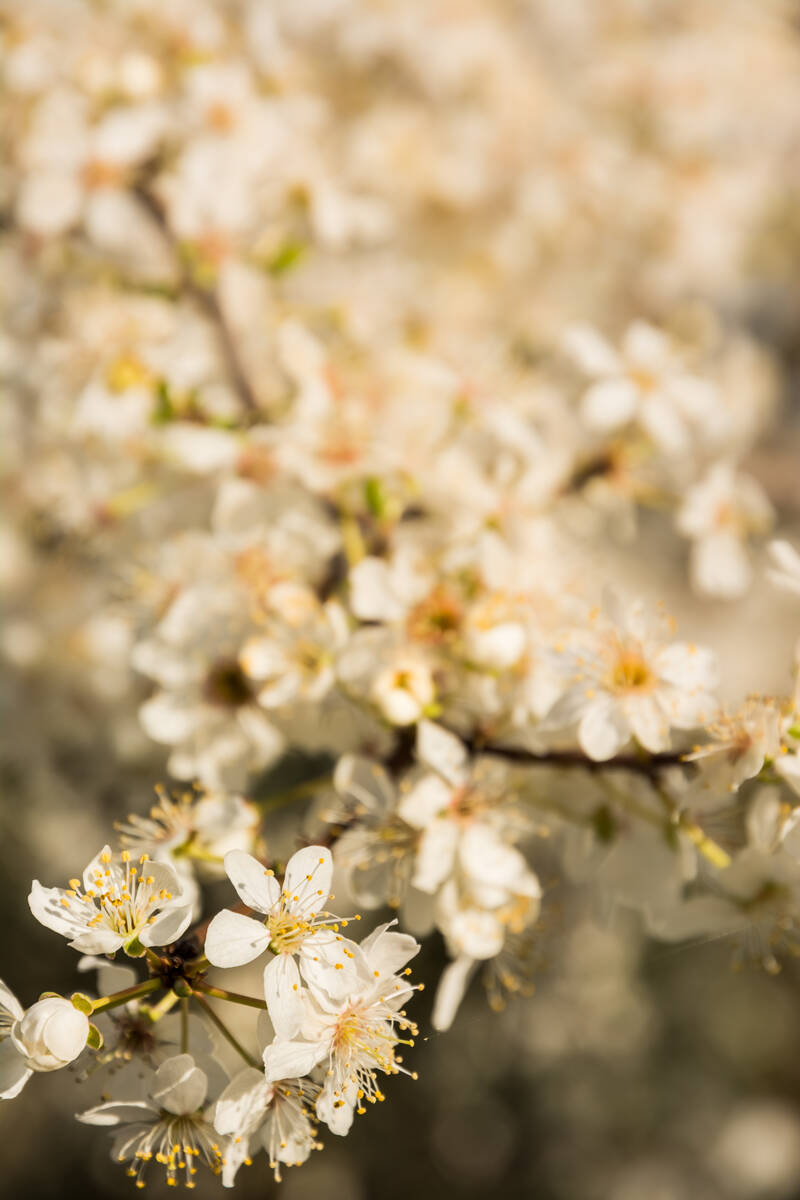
(192, 979, 268, 1010)
(90, 978, 162, 1016)
(256, 772, 333, 813)
(181, 997, 189, 1053)
(146, 989, 181, 1023)
(192, 992, 258, 1068)
(145, 948, 164, 972)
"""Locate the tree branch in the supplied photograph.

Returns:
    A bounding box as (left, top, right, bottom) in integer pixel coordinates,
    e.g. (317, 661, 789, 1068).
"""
(131, 181, 260, 417)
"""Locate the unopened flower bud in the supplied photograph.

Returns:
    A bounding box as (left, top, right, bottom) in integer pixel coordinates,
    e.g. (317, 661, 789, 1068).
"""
(12, 997, 89, 1072)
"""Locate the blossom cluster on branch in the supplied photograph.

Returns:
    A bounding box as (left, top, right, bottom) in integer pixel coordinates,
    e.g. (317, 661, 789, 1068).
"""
(4, 0, 800, 1191)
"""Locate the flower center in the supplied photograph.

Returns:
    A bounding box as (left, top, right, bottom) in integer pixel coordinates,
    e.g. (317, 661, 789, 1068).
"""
(204, 659, 253, 708)
(611, 651, 652, 692)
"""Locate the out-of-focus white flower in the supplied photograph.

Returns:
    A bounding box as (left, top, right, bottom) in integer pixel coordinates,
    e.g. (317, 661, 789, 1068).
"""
(768, 540, 800, 597)
(677, 463, 773, 598)
(546, 589, 719, 760)
(262, 922, 419, 1136)
(240, 599, 349, 709)
(332, 755, 418, 909)
(214, 1067, 319, 1185)
(650, 848, 800, 972)
(685, 697, 783, 791)
(565, 320, 726, 453)
(116, 788, 259, 878)
(17, 87, 168, 241)
(133, 577, 284, 791)
(78, 1054, 225, 1189)
(29, 847, 193, 956)
(204, 846, 367, 1037)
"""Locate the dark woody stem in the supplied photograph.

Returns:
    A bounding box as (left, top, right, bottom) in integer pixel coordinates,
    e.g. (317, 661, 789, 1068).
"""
(131, 179, 260, 417)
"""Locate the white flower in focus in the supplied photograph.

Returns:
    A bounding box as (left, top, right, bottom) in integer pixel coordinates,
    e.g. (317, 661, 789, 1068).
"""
(204, 847, 367, 1038)
(677, 463, 773, 598)
(546, 590, 719, 760)
(28, 847, 193, 956)
(78, 1054, 225, 1189)
(214, 1067, 320, 1184)
(564, 320, 726, 454)
(11, 996, 89, 1073)
(262, 923, 420, 1136)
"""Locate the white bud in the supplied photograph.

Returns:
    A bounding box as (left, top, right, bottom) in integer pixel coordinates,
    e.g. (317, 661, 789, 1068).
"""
(12, 998, 89, 1072)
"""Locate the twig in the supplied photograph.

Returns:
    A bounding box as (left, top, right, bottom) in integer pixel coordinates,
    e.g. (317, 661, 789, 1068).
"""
(193, 979, 268, 1011)
(131, 180, 260, 417)
(192, 991, 258, 1068)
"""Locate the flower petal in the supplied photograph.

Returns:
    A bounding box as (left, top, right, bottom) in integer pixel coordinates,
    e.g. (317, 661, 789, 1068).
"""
(224, 850, 281, 914)
(152, 1053, 208, 1115)
(0, 1039, 32, 1100)
(263, 1037, 327, 1082)
(204, 910, 270, 968)
(264, 954, 304, 1040)
(282, 846, 333, 917)
(214, 1067, 269, 1137)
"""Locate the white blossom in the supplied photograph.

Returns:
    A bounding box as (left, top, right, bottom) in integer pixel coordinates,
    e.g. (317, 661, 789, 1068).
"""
(78, 1054, 226, 1189)
(204, 847, 367, 1037)
(29, 847, 193, 956)
(263, 922, 420, 1136)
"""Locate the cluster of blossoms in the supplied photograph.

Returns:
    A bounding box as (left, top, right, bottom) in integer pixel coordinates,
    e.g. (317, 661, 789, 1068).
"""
(6, 0, 800, 1190)
(3, 838, 421, 1189)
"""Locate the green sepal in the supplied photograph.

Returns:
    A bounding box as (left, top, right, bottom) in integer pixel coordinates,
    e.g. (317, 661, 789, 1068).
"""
(86, 1024, 104, 1051)
(124, 936, 147, 958)
(70, 992, 93, 1015)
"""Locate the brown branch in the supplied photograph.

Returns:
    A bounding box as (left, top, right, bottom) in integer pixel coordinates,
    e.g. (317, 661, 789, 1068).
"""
(465, 741, 687, 777)
(387, 722, 685, 779)
(131, 181, 260, 417)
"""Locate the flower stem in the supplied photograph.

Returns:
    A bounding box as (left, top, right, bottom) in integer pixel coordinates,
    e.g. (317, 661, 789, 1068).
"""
(181, 997, 189, 1053)
(90, 977, 162, 1016)
(679, 818, 732, 869)
(256, 772, 333, 813)
(192, 992, 258, 1068)
(146, 989, 181, 1023)
(192, 979, 268, 1010)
